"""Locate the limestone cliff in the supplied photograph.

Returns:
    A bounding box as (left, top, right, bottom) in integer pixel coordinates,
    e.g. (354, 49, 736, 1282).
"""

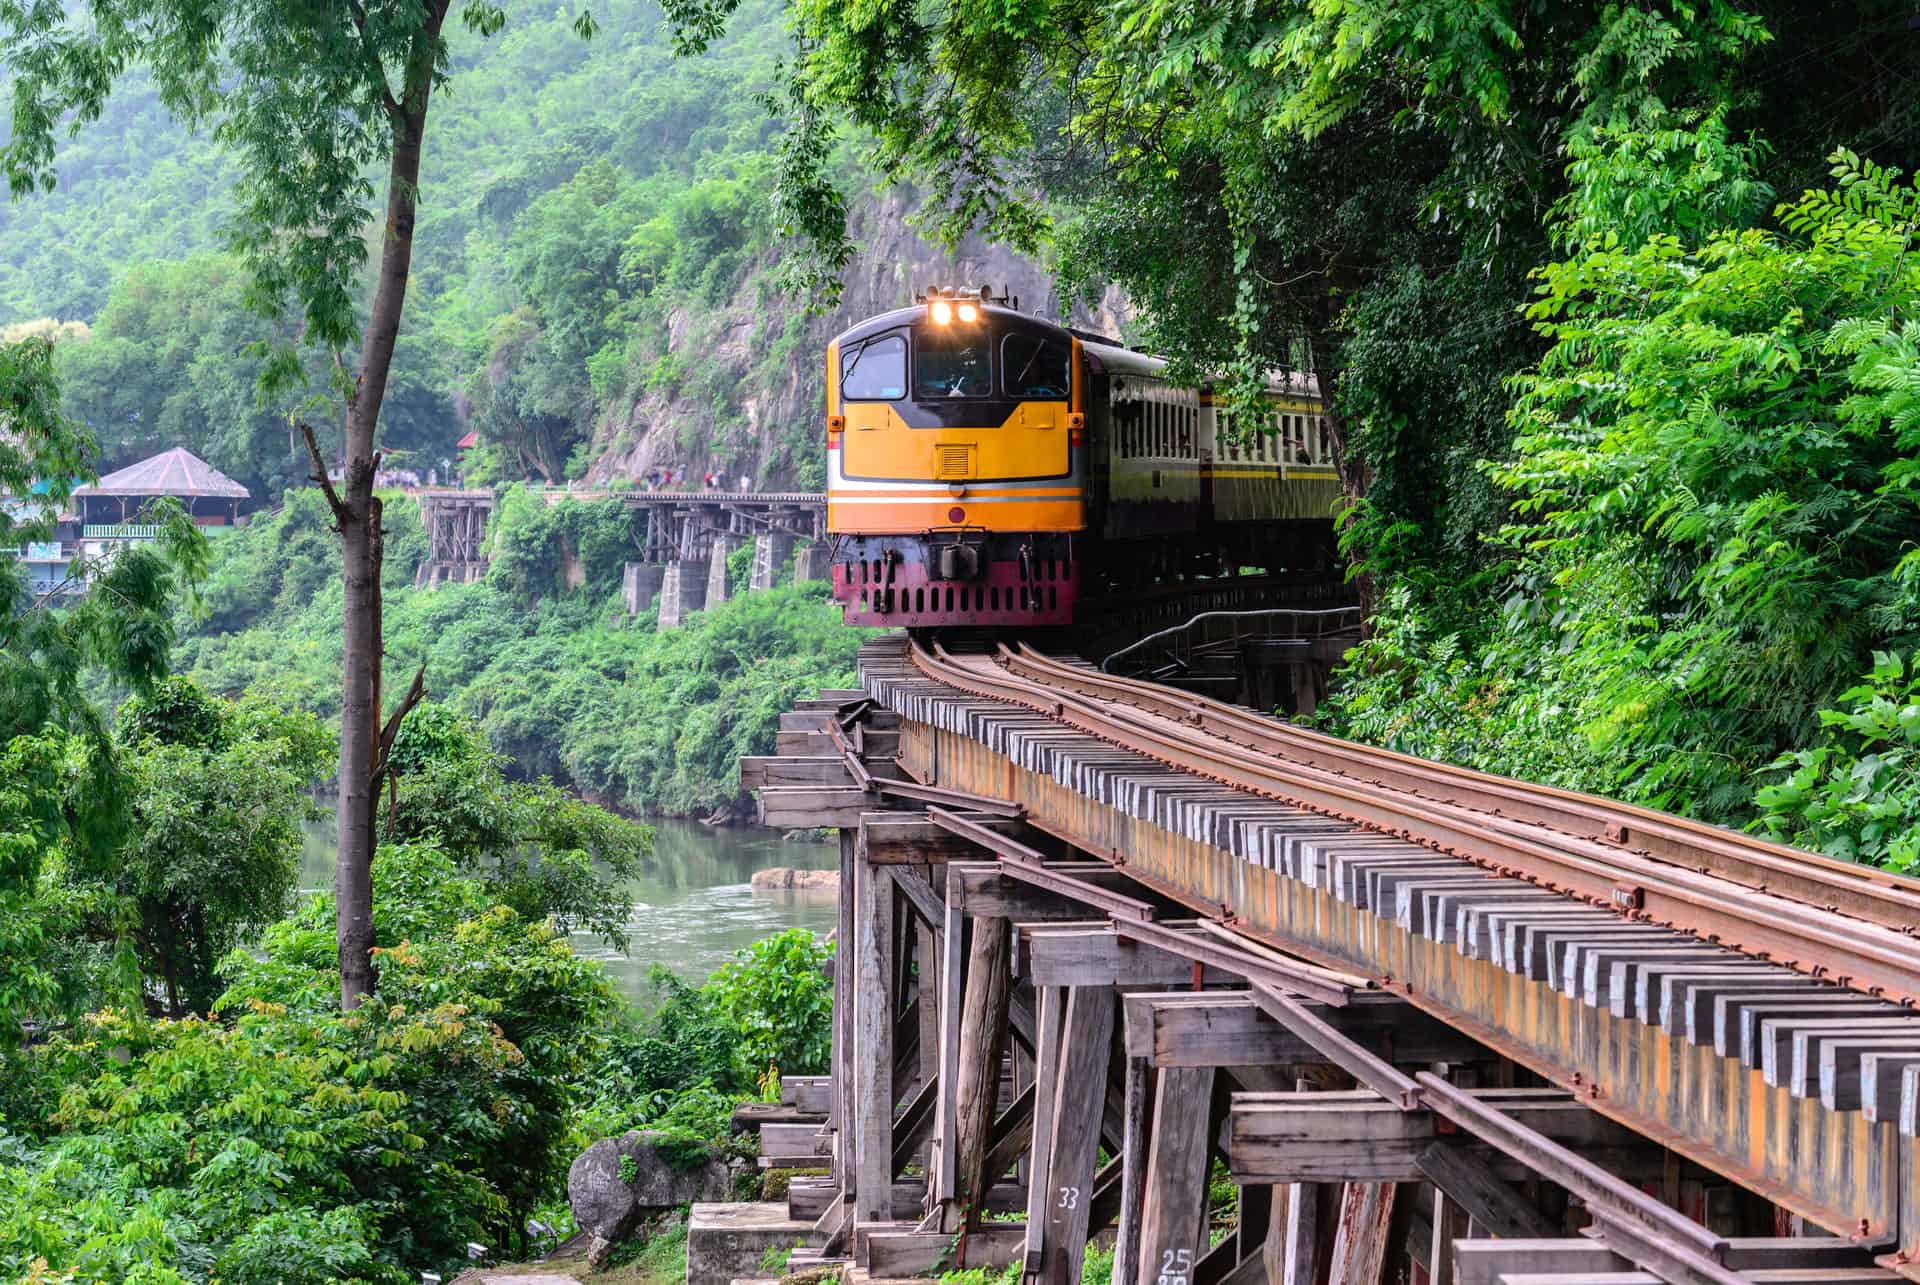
(583, 194, 1127, 491)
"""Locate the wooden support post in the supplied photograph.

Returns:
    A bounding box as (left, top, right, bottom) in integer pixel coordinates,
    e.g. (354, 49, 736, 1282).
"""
(1238, 1183, 1271, 1267)
(1326, 1183, 1398, 1285)
(853, 840, 895, 1223)
(1429, 1186, 1469, 1285)
(918, 914, 941, 1085)
(1024, 986, 1066, 1258)
(1027, 986, 1116, 1285)
(933, 891, 966, 1216)
(1115, 1054, 1153, 1285)
(834, 830, 856, 1191)
(1278, 1182, 1325, 1285)
(952, 915, 1012, 1230)
(1135, 1066, 1216, 1285)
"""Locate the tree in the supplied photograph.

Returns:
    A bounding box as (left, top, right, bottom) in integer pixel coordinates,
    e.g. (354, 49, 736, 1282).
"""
(2, 0, 595, 1008)
(0, 337, 210, 1043)
(107, 680, 335, 1015)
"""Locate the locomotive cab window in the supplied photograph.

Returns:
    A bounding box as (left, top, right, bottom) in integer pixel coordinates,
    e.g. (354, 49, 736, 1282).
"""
(842, 332, 907, 400)
(915, 327, 992, 399)
(1003, 334, 1070, 399)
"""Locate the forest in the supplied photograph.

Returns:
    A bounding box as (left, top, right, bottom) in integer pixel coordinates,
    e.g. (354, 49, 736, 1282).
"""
(5, 0, 1920, 1282)
(176, 486, 867, 817)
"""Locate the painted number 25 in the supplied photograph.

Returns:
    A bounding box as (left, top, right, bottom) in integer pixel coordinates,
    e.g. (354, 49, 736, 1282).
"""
(1158, 1247, 1193, 1285)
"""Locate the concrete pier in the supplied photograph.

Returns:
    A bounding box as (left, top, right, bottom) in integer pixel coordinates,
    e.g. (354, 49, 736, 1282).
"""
(793, 542, 830, 584)
(657, 560, 708, 628)
(706, 537, 737, 608)
(621, 562, 664, 615)
(750, 531, 794, 591)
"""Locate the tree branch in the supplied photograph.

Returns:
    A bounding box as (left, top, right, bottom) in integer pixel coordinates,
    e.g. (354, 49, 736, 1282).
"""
(300, 423, 351, 524)
(370, 662, 428, 784)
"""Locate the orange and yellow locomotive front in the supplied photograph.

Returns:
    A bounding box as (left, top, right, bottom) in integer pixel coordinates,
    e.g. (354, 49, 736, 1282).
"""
(827, 297, 1086, 627)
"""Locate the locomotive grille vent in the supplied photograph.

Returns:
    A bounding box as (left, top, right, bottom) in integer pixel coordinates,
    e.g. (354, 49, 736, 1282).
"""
(935, 445, 972, 479)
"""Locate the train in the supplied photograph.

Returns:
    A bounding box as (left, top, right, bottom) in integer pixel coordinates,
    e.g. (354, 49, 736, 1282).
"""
(825, 286, 1342, 628)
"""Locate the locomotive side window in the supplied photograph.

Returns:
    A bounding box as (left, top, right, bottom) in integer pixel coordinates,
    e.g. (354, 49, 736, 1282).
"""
(843, 333, 907, 400)
(1003, 334, 1071, 398)
(915, 327, 992, 399)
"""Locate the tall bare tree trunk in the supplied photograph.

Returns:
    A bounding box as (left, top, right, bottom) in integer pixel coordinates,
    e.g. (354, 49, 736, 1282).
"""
(329, 13, 445, 1010)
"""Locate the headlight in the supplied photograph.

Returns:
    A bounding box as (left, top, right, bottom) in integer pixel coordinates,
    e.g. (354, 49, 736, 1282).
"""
(957, 303, 978, 322)
(931, 301, 953, 324)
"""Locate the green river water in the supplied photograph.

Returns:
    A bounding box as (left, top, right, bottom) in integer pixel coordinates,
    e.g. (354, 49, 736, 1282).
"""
(298, 815, 838, 1001)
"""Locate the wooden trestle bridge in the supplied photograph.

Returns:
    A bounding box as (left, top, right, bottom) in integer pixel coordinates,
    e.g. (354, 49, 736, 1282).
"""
(734, 634, 1920, 1285)
(414, 488, 826, 624)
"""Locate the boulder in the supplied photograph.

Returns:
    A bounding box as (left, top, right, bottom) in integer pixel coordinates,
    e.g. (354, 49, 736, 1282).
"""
(567, 1131, 737, 1253)
(750, 867, 839, 892)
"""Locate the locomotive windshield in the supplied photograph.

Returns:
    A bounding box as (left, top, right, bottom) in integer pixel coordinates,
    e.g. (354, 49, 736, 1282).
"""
(914, 326, 992, 399)
(842, 332, 907, 400)
(1002, 333, 1070, 398)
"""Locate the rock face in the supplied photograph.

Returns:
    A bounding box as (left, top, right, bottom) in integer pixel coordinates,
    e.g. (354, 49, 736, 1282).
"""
(581, 191, 1131, 492)
(567, 1131, 736, 1263)
(750, 867, 839, 892)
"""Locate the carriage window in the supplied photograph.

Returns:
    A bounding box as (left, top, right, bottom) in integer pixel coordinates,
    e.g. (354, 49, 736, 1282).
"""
(1002, 334, 1071, 398)
(915, 328, 992, 399)
(842, 333, 907, 400)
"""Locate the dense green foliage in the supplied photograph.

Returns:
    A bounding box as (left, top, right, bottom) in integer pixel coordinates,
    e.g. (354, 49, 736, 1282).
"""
(2, 0, 816, 497)
(1327, 137, 1920, 848)
(179, 487, 869, 815)
(641, 0, 1920, 859)
(107, 680, 336, 1015)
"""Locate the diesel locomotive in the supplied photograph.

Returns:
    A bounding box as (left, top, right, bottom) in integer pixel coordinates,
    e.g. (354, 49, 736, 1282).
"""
(826, 287, 1341, 629)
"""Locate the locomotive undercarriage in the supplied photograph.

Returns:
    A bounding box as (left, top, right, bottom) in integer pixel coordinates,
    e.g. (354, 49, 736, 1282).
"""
(831, 531, 1079, 628)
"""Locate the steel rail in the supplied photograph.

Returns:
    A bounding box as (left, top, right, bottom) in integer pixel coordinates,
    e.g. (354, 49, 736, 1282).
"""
(907, 642, 1920, 1006)
(1412, 1073, 1745, 1285)
(1008, 642, 1920, 933)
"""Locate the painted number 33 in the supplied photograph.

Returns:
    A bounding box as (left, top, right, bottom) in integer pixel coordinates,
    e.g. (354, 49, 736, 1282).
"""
(1158, 1248, 1193, 1285)
(1056, 1185, 1080, 1210)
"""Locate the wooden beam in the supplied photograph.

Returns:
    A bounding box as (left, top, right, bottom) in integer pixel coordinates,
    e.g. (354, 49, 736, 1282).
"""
(759, 786, 874, 829)
(1228, 1090, 1650, 1185)
(853, 844, 896, 1223)
(775, 727, 900, 756)
(949, 862, 1147, 922)
(781, 1075, 832, 1115)
(863, 813, 1025, 864)
(1412, 1140, 1555, 1239)
(1021, 925, 1235, 988)
(864, 1224, 1029, 1276)
(739, 755, 856, 790)
(981, 1081, 1039, 1184)
(1124, 992, 1484, 1069)
(1136, 1066, 1216, 1285)
(885, 863, 947, 930)
(892, 1074, 940, 1178)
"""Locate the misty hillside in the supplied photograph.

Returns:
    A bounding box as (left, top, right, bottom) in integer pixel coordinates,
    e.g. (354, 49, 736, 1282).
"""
(0, 0, 1102, 497)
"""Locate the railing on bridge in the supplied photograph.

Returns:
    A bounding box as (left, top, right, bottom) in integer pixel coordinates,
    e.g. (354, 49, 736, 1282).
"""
(1101, 604, 1363, 712)
(412, 485, 829, 625)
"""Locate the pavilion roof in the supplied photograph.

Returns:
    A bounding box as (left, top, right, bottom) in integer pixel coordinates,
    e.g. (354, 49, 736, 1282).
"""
(73, 448, 249, 499)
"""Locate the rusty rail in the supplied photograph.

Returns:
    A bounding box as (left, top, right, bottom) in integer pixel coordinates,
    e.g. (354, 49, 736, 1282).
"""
(904, 641, 1920, 1007)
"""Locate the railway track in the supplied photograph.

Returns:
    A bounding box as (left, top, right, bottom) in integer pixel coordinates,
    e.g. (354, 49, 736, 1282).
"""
(907, 638, 1920, 1008)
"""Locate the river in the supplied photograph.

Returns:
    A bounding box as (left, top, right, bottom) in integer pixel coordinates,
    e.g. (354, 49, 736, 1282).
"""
(298, 815, 838, 1003)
